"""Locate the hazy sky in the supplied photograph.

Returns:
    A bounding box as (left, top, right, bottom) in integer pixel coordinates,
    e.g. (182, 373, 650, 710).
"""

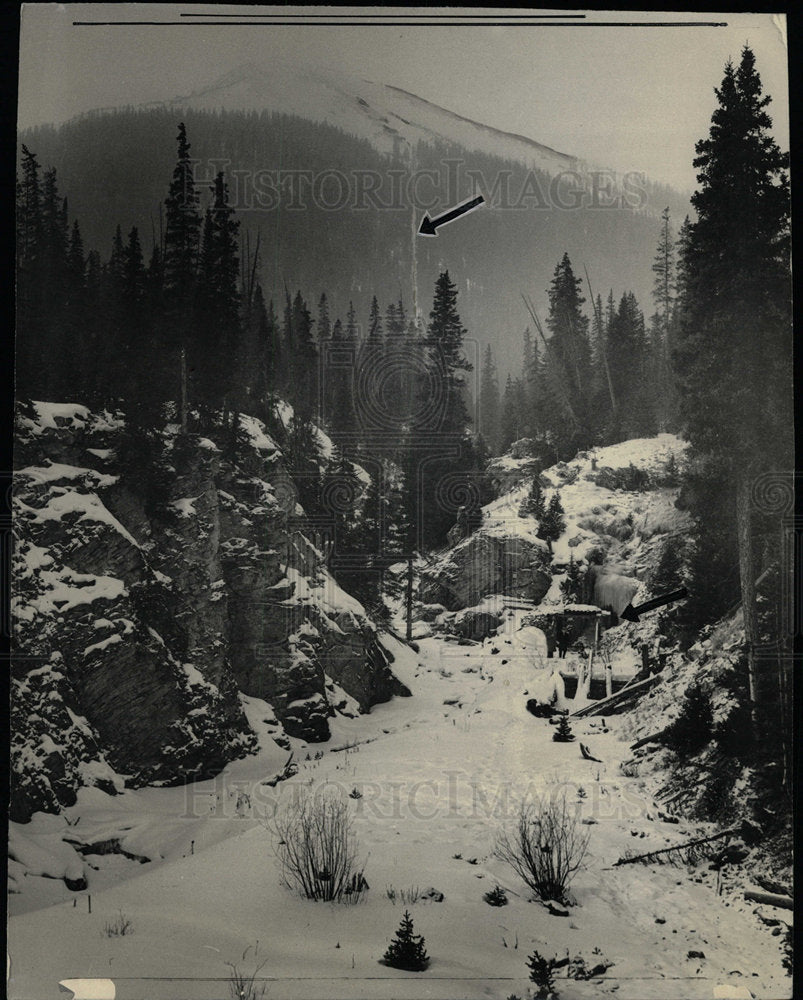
(18, 5, 790, 192)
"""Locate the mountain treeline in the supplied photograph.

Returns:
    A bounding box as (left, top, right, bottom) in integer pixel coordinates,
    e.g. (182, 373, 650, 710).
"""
(477, 230, 678, 460)
(16, 122, 489, 621)
(20, 105, 689, 376)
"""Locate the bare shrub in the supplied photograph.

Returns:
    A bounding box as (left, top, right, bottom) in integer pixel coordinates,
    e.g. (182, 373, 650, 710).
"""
(385, 884, 420, 905)
(226, 960, 267, 1000)
(102, 910, 133, 937)
(400, 885, 420, 905)
(270, 789, 367, 903)
(494, 791, 591, 903)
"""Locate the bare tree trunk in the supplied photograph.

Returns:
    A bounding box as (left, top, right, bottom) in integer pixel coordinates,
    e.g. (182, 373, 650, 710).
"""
(405, 556, 414, 642)
(249, 231, 261, 308)
(584, 265, 618, 418)
(735, 469, 759, 733)
(179, 344, 188, 431)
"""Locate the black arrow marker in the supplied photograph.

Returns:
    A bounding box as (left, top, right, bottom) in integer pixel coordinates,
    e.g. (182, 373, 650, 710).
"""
(619, 587, 688, 623)
(418, 195, 485, 236)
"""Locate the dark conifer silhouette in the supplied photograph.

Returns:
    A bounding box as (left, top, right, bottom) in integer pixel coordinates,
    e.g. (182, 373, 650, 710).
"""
(381, 910, 429, 971)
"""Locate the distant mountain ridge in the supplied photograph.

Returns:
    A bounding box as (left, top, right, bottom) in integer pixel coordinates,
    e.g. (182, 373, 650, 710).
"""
(22, 60, 691, 377)
(157, 60, 582, 178)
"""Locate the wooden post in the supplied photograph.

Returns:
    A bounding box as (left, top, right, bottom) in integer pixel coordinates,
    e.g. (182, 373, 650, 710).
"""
(405, 556, 414, 642)
(88, 894, 92, 914)
(586, 632, 595, 688)
(600, 616, 612, 697)
(191, 840, 195, 855)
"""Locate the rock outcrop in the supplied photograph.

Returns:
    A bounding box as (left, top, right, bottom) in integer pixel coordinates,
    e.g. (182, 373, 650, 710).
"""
(486, 436, 555, 498)
(11, 402, 407, 822)
(419, 531, 552, 611)
(418, 434, 690, 653)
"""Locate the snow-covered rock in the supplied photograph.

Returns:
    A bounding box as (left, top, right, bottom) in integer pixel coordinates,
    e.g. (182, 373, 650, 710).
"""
(424, 434, 689, 620)
(11, 401, 407, 822)
(420, 531, 552, 611)
(487, 435, 555, 497)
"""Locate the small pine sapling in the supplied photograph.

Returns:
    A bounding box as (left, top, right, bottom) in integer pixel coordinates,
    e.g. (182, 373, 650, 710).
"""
(553, 715, 575, 743)
(526, 950, 558, 999)
(538, 491, 566, 543)
(483, 884, 509, 906)
(519, 477, 547, 519)
(381, 909, 429, 971)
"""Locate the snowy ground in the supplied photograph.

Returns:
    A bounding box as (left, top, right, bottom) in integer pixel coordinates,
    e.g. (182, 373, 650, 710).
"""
(8, 615, 789, 1000)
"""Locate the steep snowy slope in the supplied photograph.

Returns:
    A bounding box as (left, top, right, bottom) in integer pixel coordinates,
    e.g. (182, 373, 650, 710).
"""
(155, 59, 580, 176)
(421, 434, 689, 635)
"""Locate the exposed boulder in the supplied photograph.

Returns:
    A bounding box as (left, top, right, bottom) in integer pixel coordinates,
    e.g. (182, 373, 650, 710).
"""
(419, 532, 551, 611)
(452, 606, 503, 641)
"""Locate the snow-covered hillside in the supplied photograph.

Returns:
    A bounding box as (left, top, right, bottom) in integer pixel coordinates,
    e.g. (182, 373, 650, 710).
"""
(8, 429, 792, 998)
(8, 620, 790, 999)
(151, 59, 580, 176)
(419, 434, 689, 680)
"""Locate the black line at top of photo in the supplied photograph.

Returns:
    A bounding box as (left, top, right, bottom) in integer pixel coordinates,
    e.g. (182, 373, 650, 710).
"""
(71, 20, 730, 26)
(178, 11, 588, 16)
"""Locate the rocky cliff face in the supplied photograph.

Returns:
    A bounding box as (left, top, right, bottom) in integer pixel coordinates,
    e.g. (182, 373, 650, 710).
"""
(11, 402, 408, 822)
(419, 434, 690, 640)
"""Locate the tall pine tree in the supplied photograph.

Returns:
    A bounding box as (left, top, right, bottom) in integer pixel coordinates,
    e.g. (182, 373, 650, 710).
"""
(673, 47, 791, 762)
(478, 343, 501, 454)
(162, 122, 202, 426)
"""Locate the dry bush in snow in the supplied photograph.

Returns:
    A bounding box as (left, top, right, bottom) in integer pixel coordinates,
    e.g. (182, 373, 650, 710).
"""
(495, 791, 591, 903)
(269, 789, 367, 903)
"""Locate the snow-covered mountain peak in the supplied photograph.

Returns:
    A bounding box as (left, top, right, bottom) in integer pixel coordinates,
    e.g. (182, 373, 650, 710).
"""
(164, 59, 580, 174)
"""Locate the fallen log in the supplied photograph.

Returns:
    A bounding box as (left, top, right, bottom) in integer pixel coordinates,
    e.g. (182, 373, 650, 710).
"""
(755, 873, 791, 896)
(630, 726, 672, 751)
(611, 826, 740, 868)
(331, 736, 378, 753)
(580, 742, 603, 763)
(262, 752, 297, 787)
(743, 889, 793, 911)
(571, 674, 660, 718)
